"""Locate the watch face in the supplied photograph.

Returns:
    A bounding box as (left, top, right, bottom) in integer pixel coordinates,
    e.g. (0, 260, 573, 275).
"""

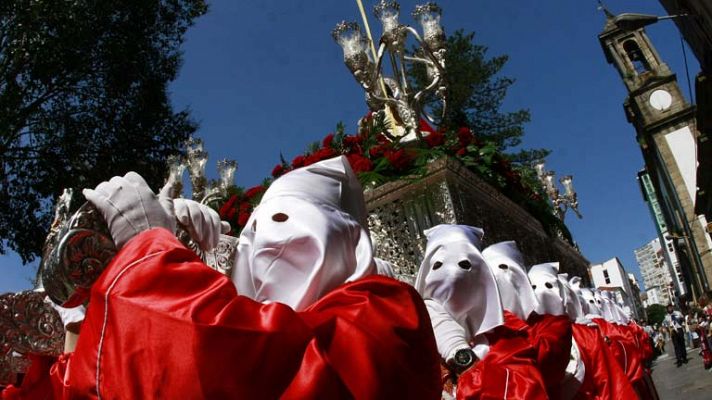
(649, 89, 673, 111)
(455, 349, 475, 367)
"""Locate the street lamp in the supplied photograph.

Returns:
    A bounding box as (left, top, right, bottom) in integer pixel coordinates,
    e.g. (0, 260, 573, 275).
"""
(533, 160, 582, 221)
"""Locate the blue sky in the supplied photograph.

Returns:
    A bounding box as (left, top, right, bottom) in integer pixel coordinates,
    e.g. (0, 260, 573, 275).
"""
(1, 0, 699, 293)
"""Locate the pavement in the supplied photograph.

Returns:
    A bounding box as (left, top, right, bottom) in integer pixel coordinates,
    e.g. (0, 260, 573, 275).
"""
(651, 342, 712, 400)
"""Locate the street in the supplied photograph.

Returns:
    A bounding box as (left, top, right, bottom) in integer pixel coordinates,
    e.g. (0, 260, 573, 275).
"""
(652, 342, 712, 399)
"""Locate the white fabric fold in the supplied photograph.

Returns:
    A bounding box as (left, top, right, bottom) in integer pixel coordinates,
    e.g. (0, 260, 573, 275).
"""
(528, 262, 566, 316)
(374, 257, 396, 278)
(558, 273, 584, 322)
(561, 338, 585, 400)
(415, 224, 504, 347)
(233, 156, 376, 311)
(579, 288, 603, 318)
(482, 241, 543, 321)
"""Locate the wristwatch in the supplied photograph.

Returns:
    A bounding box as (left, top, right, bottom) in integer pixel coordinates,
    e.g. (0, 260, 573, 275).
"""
(448, 348, 476, 372)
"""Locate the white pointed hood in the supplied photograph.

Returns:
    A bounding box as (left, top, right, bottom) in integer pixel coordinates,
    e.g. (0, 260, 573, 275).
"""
(528, 262, 566, 316)
(482, 241, 543, 321)
(579, 288, 603, 317)
(594, 290, 617, 322)
(558, 273, 584, 322)
(415, 224, 504, 338)
(233, 156, 376, 311)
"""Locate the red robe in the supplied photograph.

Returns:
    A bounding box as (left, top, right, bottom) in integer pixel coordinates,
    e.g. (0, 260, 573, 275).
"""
(48, 228, 442, 399)
(457, 312, 548, 400)
(526, 313, 573, 399)
(1, 355, 55, 400)
(571, 323, 636, 400)
(592, 319, 645, 385)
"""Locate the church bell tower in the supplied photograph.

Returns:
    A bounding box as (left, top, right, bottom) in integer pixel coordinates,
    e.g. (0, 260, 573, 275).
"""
(599, 11, 712, 300)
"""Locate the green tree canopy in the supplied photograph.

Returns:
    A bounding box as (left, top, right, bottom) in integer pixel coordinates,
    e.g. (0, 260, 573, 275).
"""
(0, 0, 207, 262)
(646, 303, 667, 326)
(411, 29, 550, 164)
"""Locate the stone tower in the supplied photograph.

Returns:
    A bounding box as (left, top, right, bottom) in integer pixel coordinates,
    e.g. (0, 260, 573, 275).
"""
(599, 12, 712, 300)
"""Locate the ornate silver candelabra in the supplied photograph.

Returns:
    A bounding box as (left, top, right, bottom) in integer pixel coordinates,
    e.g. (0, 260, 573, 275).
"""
(169, 138, 237, 206)
(332, 1, 447, 142)
(533, 160, 582, 221)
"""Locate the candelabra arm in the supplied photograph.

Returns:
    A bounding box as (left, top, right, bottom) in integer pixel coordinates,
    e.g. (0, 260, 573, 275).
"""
(404, 26, 446, 74)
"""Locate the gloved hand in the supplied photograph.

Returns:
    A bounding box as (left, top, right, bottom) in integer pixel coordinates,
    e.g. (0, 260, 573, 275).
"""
(173, 198, 231, 251)
(83, 172, 176, 248)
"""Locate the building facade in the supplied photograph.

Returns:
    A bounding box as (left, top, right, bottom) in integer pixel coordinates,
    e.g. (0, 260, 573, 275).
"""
(635, 238, 676, 305)
(657, 1, 712, 236)
(638, 170, 688, 297)
(599, 12, 712, 300)
(590, 257, 641, 319)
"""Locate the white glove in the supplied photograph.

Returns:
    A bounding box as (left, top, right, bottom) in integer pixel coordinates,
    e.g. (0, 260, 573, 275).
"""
(83, 172, 176, 248)
(173, 198, 230, 251)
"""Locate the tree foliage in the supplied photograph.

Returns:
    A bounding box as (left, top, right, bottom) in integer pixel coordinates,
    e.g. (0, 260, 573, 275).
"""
(0, 0, 207, 262)
(411, 29, 550, 164)
(646, 303, 667, 326)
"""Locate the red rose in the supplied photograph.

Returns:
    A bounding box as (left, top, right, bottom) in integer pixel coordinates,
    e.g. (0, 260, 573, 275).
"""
(322, 133, 335, 148)
(291, 155, 306, 168)
(271, 164, 286, 178)
(304, 147, 337, 166)
(369, 143, 389, 158)
(343, 135, 363, 147)
(347, 154, 374, 173)
(424, 131, 445, 148)
(457, 127, 473, 147)
(239, 202, 251, 213)
(376, 133, 390, 144)
(244, 185, 266, 199)
(238, 212, 251, 227)
(384, 148, 414, 171)
(219, 194, 239, 219)
(456, 147, 467, 156)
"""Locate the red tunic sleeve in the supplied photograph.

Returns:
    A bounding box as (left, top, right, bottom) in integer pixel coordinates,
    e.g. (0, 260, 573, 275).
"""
(571, 323, 636, 400)
(526, 313, 573, 399)
(49, 228, 441, 400)
(457, 312, 548, 400)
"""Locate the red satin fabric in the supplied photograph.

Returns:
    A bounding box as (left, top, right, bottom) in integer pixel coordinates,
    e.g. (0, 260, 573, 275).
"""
(526, 313, 573, 399)
(457, 311, 548, 400)
(592, 318, 645, 386)
(571, 324, 636, 400)
(628, 323, 653, 365)
(1, 355, 55, 400)
(48, 228, 441, 399)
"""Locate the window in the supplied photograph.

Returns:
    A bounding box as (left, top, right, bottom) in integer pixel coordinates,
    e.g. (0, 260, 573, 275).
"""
(623, 40, 651, 74)
(603, 269, 611, 284)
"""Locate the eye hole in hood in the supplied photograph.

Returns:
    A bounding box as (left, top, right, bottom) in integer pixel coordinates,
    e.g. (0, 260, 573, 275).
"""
(458, 260, 472, 270)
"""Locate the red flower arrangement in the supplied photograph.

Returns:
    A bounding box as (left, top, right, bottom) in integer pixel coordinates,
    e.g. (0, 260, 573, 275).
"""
(215, 113, 559, 239)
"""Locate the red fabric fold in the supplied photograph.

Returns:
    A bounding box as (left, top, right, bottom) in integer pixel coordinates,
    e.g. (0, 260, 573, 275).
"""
(593, 318, 645, 385)
(49, 228, 441, 399)
(526, 313, 573, 399)
(1, 355, 55, 400)
(571, 323, 636, 400)
(457, 311, 548, 400)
